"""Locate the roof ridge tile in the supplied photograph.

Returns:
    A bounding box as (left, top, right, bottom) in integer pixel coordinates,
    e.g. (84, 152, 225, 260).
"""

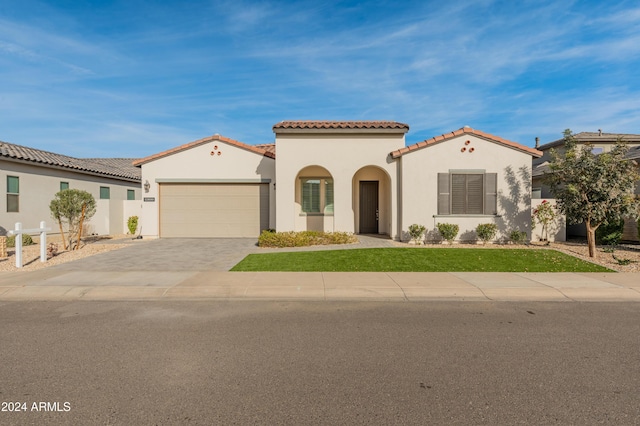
(390, 127, 542, 158)
(133, 134, 275, 166)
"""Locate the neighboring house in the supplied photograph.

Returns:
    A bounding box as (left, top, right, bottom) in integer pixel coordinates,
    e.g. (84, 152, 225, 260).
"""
(532, 131, 640, 241)
(0, 140, 142, 236)
(135, 122, 542, 242)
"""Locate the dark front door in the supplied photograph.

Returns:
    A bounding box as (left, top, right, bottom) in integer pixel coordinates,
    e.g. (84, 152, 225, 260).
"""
(359, 181, 379, 234)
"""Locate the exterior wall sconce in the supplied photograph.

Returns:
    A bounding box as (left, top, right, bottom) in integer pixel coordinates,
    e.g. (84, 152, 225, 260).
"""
(144, 180, 150, 193)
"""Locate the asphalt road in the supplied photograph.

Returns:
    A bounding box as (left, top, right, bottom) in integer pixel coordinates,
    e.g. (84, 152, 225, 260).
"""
(1, 301, 639, 425)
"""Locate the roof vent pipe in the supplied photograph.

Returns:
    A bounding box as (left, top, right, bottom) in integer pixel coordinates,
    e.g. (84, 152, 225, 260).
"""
(535, 137, 539, 148)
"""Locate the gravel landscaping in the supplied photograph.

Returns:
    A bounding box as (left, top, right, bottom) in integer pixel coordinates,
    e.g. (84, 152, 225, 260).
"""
(0, 234, 132, 272)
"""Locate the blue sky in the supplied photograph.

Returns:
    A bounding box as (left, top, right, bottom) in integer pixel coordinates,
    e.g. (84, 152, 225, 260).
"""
(1, 0, 639, 158)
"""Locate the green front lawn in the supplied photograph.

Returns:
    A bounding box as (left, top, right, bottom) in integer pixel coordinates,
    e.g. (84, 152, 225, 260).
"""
(231, 248, 613, 272)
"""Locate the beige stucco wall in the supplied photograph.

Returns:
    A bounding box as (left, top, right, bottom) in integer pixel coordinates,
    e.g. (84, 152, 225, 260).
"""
(139, 139, 276, 238)
(398, 134, 534, 242)
(275, 133, 403, 238)
(0, 159, 140, 236)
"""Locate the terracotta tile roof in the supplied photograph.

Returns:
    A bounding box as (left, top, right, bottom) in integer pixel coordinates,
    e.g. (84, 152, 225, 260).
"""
(538, 131, 640, 150)
(273, 121, 409, 132)
(133, 134, 276, 166)
(255, 143, 276, 156)
(390, 127, 542, 158)
(0, 140, 141, 181)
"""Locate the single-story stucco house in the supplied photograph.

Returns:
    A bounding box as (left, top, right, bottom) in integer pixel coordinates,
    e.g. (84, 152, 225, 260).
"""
(134, 121, 542, 242)
(0, 140, 142, 236)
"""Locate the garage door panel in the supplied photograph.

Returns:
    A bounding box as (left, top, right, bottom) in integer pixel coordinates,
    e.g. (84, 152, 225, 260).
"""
(159, 183, 269, 238)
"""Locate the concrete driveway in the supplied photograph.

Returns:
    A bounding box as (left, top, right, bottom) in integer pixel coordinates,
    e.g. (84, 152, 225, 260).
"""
(50, 238, 262, 272)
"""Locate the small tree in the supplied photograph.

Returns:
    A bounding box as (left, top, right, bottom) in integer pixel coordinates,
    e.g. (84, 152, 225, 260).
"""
(532, 200, 557, 243)
(545, 130, 640, 258)
(49, 189, 97, 250)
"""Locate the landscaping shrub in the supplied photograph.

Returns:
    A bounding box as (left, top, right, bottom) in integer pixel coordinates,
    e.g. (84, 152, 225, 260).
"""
(476, 223, 498, 244)
(7, 234, 34, 248)
(127, 216, 139, 235)
(509, 229, 527, 244)
(595, 218, 624, 246)
(258, 230, 357, 248)
(437, 223, 459, 243)
(407, 224, 426, 243)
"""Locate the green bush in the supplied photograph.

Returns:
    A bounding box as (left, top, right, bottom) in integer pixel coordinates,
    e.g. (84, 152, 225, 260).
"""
(509, 229, 527, 244)
(437, 223, 459, 243)
(476, 223, 498, 244)
(595, 218, 624, 246)
(7, 234, 35, 248)
(637, 218, 640, 241)
(127, 216, 139, 235)
(407, 224, 426, 242)
(258, 230, 357, 248)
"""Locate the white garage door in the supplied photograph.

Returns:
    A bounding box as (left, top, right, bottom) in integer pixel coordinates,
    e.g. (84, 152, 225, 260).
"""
(159, 183, 269, 238)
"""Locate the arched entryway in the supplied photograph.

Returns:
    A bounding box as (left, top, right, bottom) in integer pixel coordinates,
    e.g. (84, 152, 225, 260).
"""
(352, 166, 391, 235)
(295, 165, 334, 232)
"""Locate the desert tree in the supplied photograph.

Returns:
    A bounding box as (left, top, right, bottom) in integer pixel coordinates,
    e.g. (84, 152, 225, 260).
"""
(49, 189, 97, 250)
(544, 130, 640, 258)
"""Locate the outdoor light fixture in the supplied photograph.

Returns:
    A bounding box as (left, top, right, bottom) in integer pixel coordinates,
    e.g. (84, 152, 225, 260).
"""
(144, 180, 150, 193)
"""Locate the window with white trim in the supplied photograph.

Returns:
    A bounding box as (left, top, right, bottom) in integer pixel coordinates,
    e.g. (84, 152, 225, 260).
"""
(7, 176, 19, 213)
(437, 171, 497, 215)
(301, 178, 333, 214)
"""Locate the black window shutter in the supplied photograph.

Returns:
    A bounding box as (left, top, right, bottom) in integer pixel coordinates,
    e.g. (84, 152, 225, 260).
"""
(437, 173, 450, 215)
(484, 173, 497, 215)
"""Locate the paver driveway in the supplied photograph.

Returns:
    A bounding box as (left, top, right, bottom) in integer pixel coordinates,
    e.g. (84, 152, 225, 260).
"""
(47, 235, 396, 273)
(51, 239, 262, 272)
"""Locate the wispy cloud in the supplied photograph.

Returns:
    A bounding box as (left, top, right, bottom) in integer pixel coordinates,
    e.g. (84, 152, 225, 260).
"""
(0, 0, 639, 157)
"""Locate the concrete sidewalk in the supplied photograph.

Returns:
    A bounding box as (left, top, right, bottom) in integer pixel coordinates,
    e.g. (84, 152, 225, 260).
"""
(0, 270, 638, 302)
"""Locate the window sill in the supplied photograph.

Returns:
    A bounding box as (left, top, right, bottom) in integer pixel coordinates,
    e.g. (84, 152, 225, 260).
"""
(299, 213, 334, 217)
